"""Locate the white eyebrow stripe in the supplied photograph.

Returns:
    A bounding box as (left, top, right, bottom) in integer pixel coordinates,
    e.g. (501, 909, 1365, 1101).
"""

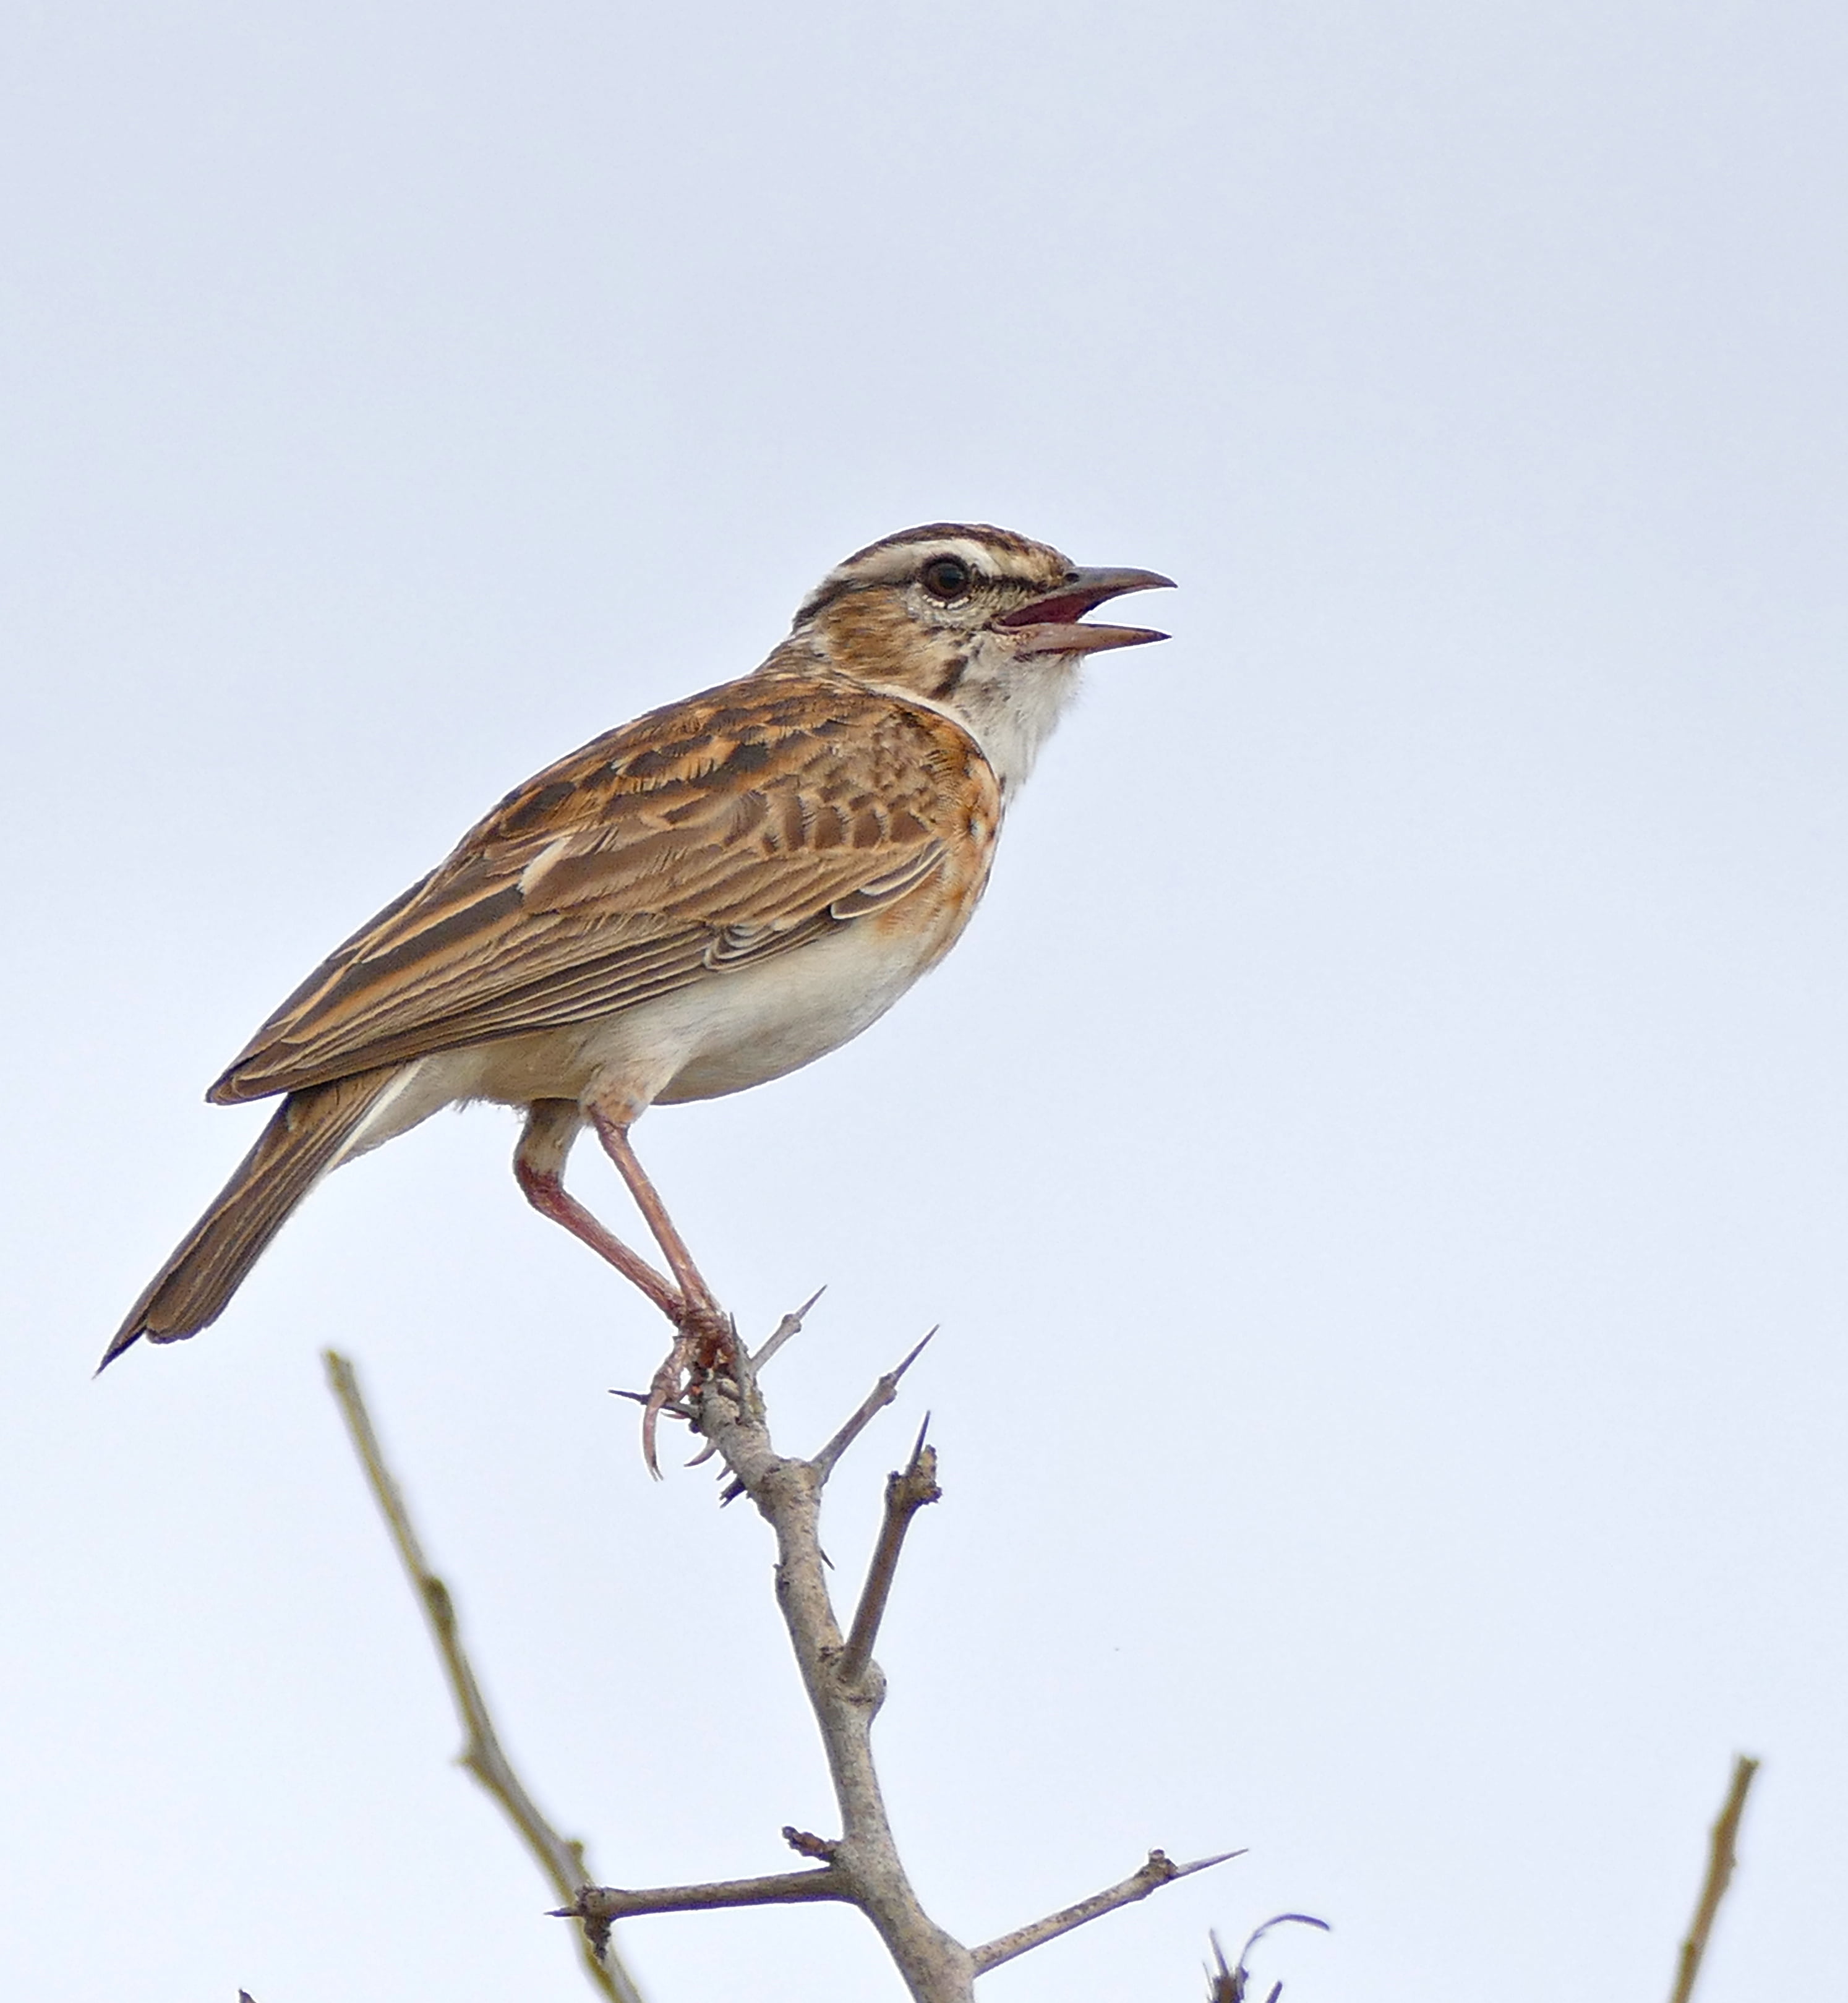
(812, 536, 1058, 599)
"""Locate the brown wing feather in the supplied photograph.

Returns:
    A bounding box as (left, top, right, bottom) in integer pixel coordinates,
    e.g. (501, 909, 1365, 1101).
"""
(209, 671, 996, 1103)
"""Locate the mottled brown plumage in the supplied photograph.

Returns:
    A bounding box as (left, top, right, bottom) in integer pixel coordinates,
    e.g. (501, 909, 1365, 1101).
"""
(212, 673, 998, 1103)
(106, 523, 1172, 1459)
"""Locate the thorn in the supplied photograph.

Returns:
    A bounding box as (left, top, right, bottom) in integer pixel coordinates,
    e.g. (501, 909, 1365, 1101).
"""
(609, 1387, 693, 1417)
(752, 1285, 828, 1369)
(897, 1328, 937, 1379)
(1179, 1848, 1247, 1875)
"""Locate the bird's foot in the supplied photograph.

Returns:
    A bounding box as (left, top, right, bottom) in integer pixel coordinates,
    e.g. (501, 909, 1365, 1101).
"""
(640, 1299, 737, 1477)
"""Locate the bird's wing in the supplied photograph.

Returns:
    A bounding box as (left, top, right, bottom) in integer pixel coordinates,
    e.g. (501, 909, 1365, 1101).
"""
(209, 672, 998, 1102)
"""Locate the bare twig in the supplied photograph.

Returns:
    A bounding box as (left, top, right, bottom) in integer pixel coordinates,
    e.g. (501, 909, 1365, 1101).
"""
(1669, 1754, 1760, 2003)
(837, 1424, 939, 1688)
(971, 1849, 1241, 1975)
(323, 1351, 643, 2003)
(810, 1330, 936, 1484)
(752, 1286, 828, 1369)
(565, 1865, 853, 1921)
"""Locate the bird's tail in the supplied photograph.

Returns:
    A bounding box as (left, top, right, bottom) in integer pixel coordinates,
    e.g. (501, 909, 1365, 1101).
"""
(101, 1065, 404, 1369)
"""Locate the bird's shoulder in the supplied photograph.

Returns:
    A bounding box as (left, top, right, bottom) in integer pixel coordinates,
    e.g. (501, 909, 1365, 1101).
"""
(463, 662, 999, 868)
(207, 667, 999, 1103)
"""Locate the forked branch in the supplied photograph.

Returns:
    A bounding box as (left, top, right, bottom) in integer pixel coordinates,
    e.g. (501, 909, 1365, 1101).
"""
(575, 1317, 1236, 2001)
(332, 1312, 1245, 2003)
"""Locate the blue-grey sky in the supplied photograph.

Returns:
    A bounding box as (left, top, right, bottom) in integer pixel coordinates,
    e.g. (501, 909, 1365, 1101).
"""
(5, 3, 1845, 1998)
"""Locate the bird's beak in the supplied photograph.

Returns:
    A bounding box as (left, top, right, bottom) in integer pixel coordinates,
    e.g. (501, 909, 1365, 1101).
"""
(998, 565, 1176, 656)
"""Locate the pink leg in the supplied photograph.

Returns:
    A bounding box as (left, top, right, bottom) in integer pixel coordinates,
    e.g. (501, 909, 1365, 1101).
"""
(513, 1101, 682, 1322)
(586, 1103, 735, 1476)
(586, 1106, 723, 1322)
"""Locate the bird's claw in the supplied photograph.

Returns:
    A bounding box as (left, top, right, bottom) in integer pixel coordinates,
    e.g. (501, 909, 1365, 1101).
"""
(639, 1300, 737, 1477)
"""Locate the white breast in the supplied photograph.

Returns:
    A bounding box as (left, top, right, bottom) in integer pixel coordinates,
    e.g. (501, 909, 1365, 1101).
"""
(343, 913, 957, 1155)
(641, 916, 946, 1104)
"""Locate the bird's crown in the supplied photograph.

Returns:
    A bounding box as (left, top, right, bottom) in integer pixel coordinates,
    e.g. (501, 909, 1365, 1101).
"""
(783, 521, 1170, 677)
(793, 523, 1076, 631)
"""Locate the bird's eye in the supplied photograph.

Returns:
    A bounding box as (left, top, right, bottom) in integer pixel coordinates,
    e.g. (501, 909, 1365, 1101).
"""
(920, 556, 972, 600)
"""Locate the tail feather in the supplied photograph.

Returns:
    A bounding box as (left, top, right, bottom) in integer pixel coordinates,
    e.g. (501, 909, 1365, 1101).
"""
(102, 1066, 403, 1369)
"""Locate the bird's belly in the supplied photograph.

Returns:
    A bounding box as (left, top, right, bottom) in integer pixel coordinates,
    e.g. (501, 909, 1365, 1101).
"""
(648, 917, 944, 1103)
(453, 912, 958, 1116)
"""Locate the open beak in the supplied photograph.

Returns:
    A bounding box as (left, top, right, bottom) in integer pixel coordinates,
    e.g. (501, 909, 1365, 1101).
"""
(998, 565, 1176, 656)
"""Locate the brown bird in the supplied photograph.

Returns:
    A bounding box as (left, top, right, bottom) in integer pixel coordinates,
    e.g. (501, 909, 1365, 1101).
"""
(106, 523, 1173, 1461)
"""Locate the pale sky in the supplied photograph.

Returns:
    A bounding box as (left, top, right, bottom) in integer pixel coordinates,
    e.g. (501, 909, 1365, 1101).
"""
(6, 4, 1846, 1999)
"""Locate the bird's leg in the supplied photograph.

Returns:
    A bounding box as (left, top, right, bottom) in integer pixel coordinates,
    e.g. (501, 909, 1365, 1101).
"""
(513, 1101, 683, 1322)
(585, 1106, 725, 1324)
(586, 1102, 735, 1475)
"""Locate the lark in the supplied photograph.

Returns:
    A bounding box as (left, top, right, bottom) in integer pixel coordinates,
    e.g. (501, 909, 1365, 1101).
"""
(106, 524, 1173, 1461)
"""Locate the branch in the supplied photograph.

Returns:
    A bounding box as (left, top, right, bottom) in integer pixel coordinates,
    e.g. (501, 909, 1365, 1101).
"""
(687, 1339, 975, 2001)
(971, 1849, 1241, 1975)
(751, 1285, 828, 1370)
(576, 1300, 1244, 1999)
(811, 1331, 935, 1483)
(323, 1351, 643, 2003)
(654, 1310, 1238, 2000)
(719, 1329, 935, 1505)
(565, 1865, 853, 1922)
(838, 1424, 939, 1688)
(1669, 1754, 1761, 2003)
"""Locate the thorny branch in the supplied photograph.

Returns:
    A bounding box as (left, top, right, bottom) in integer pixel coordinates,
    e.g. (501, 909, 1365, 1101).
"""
(811, 1330, 935, 1482)
(561, 1315, 1237, 2002)
(323, 1351, 642, 2003)
(839, 1421, 938, 1688)
(330, 1307, 1252, 2001)
(323, 1300, 1742, 2003)
(1668, 1754, 1760, 2003)
(971, 1849, 1243, 1975)
(571, 1864, 853, 1924)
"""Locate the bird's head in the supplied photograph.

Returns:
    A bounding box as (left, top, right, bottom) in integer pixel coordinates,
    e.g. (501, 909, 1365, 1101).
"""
(777, 523, 1174, 794)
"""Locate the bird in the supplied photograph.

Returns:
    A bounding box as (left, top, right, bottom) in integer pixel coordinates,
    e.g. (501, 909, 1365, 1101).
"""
(105, 523, 1173, 1462)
